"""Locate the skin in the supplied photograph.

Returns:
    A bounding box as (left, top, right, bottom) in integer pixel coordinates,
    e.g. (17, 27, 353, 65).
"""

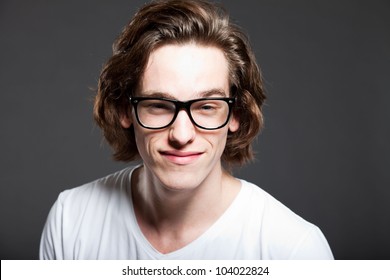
(120, 43, 241, 254)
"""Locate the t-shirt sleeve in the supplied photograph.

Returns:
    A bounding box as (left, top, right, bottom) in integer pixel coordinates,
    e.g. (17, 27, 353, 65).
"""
(39, 194, 65, 260)
(288, 226, 334, 260)
(255, 182, 334, 260)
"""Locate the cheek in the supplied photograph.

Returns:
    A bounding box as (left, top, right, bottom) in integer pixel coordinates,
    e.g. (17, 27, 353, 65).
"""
(133, 127, 149, 157)
(133, 127, 163, 158)
(218, 134, 228, 154)
(206, 129, 229, 153)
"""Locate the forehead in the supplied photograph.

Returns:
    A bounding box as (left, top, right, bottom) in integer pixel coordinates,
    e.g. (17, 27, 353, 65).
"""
(140, 43, 230, 98)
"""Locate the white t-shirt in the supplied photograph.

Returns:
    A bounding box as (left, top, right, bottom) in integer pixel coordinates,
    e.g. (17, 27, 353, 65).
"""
(40, 166, 333, 260)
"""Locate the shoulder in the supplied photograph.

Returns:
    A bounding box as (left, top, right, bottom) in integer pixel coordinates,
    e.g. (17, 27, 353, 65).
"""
(239, 179, 313, 225)
(57, 166, 134, 209)
(238, 180, 333, 259)
(238, 180, 311, 233)
(40, 166, 137, 259)
(47, 166, 136, 222)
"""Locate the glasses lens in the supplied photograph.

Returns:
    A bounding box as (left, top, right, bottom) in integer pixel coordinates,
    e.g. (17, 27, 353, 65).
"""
(190, 99, 230, 129)
(136, 99, 176, 128)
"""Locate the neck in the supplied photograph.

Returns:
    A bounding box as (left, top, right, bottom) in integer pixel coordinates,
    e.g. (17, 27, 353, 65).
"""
(133, 164, 225, 226)
(131, 164, 240, 252)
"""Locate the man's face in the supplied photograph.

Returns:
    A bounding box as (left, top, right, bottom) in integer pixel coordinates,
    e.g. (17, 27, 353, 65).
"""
(121, 43, 239, 190)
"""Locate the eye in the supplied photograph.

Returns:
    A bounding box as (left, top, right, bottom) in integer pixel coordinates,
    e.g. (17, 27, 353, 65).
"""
(140, 100, 175, 114)
(192, 100, 222, 115)
(200, 104, 217, 111)
(149, 102, 171, 109)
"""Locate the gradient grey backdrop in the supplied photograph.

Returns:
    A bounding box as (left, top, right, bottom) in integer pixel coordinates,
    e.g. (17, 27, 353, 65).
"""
(1, 0, 389, 259)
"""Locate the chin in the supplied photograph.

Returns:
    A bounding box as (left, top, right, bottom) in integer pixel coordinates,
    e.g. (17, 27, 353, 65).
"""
(145, 157, 221, 191)
(155, 169, 206, 192)
(161, 175, 200, 191)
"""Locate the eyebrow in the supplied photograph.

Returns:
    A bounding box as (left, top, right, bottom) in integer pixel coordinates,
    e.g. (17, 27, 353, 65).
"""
(138, 88, 228, 99)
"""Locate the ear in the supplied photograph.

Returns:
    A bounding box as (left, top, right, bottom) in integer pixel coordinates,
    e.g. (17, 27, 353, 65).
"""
(228, 114, 239, 132)
(119, 112, 132, 129)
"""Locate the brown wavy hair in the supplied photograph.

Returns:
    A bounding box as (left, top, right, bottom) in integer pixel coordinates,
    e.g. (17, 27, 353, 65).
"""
(94, 0, 266, 165)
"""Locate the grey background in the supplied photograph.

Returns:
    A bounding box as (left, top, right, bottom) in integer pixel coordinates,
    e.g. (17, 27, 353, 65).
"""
(1, 0, 389, 259)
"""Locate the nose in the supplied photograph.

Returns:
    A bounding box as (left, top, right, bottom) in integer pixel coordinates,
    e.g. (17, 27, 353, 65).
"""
(168, 110, 196, 146)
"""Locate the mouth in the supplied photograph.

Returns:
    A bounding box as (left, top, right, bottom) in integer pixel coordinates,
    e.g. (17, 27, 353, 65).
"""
(160, 150, 204, 165)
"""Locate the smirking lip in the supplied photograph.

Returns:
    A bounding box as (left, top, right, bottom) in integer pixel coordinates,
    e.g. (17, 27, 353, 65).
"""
(160, 151, 203, 165)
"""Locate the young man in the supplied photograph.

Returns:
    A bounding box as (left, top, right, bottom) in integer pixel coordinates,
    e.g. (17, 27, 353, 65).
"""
(40, 0, 333, 259)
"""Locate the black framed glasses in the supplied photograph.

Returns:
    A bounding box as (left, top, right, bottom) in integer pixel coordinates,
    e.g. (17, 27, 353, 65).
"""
(129, 97, 235, 130)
